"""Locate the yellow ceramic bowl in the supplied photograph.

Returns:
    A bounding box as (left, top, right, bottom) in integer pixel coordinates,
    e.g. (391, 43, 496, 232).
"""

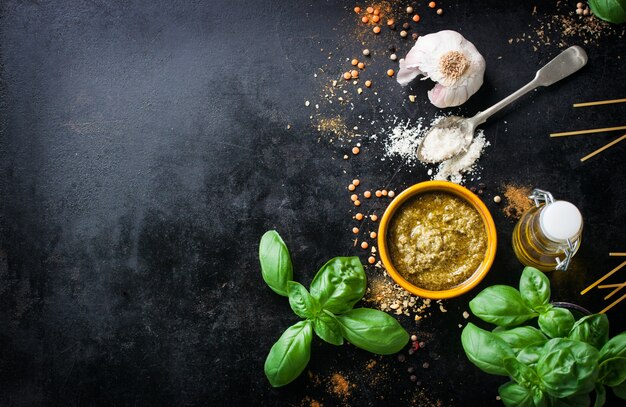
(378, 181, 497, 299)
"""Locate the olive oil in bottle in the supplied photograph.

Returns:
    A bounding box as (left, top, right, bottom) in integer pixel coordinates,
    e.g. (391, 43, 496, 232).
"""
(512, 189, 582, 272)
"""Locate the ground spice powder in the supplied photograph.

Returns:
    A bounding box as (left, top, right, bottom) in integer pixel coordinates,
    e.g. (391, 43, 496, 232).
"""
(503, 184, 533, 219)
(329, 372, 352, 399)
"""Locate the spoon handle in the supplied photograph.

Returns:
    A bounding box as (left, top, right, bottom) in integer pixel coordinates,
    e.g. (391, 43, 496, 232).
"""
(472, 46, 588, 126)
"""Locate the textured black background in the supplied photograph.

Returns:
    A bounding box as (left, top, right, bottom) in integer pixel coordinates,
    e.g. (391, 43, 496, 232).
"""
(1, 0, 625, 406)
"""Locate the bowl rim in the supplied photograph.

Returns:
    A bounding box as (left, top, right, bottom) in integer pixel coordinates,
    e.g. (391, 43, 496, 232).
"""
(377, 180, 497, 299)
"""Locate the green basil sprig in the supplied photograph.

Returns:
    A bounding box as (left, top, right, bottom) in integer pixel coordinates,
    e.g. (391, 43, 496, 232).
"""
(589, 0, 626, 24)
(462, 266, 626, 406)
(260, 230, 409, 387)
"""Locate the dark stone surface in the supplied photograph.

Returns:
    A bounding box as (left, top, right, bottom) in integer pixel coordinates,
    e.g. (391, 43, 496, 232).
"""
(1, 0, 625, 405)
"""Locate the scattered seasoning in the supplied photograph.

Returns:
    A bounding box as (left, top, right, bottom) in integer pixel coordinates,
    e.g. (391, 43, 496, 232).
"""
(422, 362, 430, 369)
(329, 372, 353, 400)
(410, 375, 418, 382)
(397, 354, 406, 362)
(364, 272, 434, 319)
(412, 33, 419, 40)
(402, 22, 410, 29)
(503, 184, 533, 219)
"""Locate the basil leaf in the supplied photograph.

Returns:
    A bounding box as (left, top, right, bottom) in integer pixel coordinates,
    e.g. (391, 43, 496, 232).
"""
(461, 323, 515, 376)
(599, 331, 626, 361)
(264, 320, 313, 387)
(494, 326, 548, 354)
(538, 307, 575, 338)
(589, 0, 626, 24)
(313, 311, 343, 346)
(568, 314, 609, 349)
(613, 379, 626, 399)
(287, 281, 320, 319)
(536, 338, 600, 398)
(335, 308, 408, 354)
(259, 230, 293, 297)
(554, 393, 591, 407)
(498, 382, 535, 407)
(519, 267, 551, 310)
(310, 257, 366, 314)
(469, 286, 538, 327)
(598, 357, 626, 386)
(594, 383, 606, 407)
(504, 357, 542, 389)
(517, 344, 545, 368)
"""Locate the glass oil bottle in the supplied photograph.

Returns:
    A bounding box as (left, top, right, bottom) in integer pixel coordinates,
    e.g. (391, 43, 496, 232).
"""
(512, 189, 582, 272)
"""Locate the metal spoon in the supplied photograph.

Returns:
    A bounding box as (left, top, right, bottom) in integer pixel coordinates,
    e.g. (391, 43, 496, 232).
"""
(416, 45, 588, 163)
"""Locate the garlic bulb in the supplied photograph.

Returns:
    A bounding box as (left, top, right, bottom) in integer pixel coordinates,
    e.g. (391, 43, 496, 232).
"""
(397, 30, 485, 108)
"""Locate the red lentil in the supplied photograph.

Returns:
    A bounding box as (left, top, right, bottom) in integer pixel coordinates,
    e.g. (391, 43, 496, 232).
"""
(361, 241, 369, 249)
(357, 62, 365, 69)
(368, 256, 376, 264)
(365, 80, 372, 87)
(370, 214, 378, 221)
(375, 190, 382, 197)
(361, 16, 369, 23)
(352, 227, 359, 234)
(355, 213, 364, 220)
(370, 232, 377, 239)
(352, 146, 360, 155)
(350, 194, 358, 202)
(354, 6, 361, 13)
(373, 26, 381, 34)
(429, 2, 436, 8)
(387, 69, 395, 77)
(354, 200, 361, 206)
(364, 190, 372, 198)
(351, 58, 358, 66)
(343, 72, 351, 80)
(352, 179, 360, 186)
(412, 14, 420, 22)
(348, 184, 356, 191)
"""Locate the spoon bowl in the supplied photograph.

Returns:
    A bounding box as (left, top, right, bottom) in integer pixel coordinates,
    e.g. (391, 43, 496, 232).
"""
(416, 115, 476, 163)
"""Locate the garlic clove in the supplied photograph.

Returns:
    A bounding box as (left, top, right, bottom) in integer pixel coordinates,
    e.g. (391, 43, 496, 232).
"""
(397, 59, 423, 86)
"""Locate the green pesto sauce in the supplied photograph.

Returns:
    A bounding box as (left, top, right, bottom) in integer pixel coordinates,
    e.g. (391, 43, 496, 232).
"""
(388, 192, 487, 291)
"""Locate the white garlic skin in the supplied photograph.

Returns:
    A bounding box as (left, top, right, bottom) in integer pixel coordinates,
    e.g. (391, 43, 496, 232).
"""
(397, 30, 486, 108)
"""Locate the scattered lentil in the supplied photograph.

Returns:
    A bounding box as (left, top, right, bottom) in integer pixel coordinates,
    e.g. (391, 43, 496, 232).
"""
(388, 191, 395, 198)
(406, 6, 414, 13)
(361, 16, 369, 24)
(353, 179, 360, 186)
(351, 58, 358, 66)
(357, 62, 365, 69)
(354, 6, 361, 13)
(370, 231, 377, 239)
(411, 334, 418, 341)
(390, 53, 397, 61)
(352, 227, 359, 234)
(367, 6, 374, 13)
(387, 69, 395, 76)
(364, 190, 372, 198)
(373, 8, 380, 15)
(365, 80, 372, 87)
(343, 72, 351, 80)
(412, 33, 419, 40)
(348, 184, 356, 191)
(437, 8, 443, 15)
(373, 26, 381, 34)
(381, 189, 388, 196)
(387, 18, 394, 26)
(494, 195, 501, 203)
(352, 146, 360, 155)
(368, 256, 376, 264)
(362, 48, 370, 56)
(402, 22, 410, 29)
(412, 14, 420, 22)
(375, 190, 382, 197)
(354, 200, 361, 206)
(350, 69, 359, 78)
(429, 1, 436, 8)
(400, 30, 408, 38)
(370, 214, 378, 221)
(350, 194, 358, 202)
(361, 241, 369, 249)
(355, 213, 364, 220)
(372, 15, 380, 23)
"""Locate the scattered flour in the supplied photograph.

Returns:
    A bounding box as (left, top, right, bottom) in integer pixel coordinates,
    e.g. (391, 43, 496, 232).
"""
(382, 116, 489, 184)
(420, 126, 468, 163)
